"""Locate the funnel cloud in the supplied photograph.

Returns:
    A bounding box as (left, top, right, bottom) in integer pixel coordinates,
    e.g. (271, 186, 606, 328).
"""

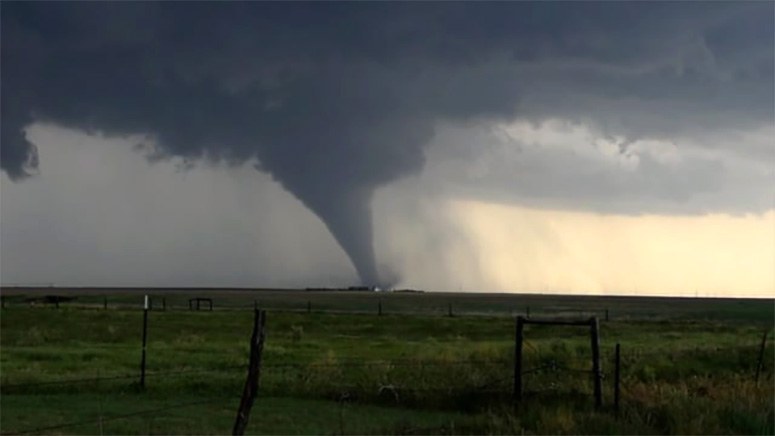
(2, 3, 772, 286)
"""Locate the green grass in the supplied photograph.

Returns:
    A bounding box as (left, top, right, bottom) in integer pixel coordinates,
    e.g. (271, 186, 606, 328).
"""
(2, 394, 474, 435)
(4, 287, 773, 322)
(1, 292, 773, 434)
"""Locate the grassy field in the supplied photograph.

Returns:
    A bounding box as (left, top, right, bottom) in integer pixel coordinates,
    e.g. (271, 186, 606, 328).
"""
(1, 289, 773, 434)
(3, 287, 772, 321)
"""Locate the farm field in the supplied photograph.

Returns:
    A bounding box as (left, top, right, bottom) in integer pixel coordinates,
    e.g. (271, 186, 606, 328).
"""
(0, 288, 773, 434)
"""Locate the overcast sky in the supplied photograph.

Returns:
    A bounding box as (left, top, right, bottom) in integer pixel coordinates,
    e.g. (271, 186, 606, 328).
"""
(1, 3, 773, 296)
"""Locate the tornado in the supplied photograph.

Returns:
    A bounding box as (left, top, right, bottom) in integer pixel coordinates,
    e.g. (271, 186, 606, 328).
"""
(6, 2, 759, 286)
(304, 189, 380, 286)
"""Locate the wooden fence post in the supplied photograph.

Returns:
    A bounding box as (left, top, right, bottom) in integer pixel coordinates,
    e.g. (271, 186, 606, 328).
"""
(513, 316, 524, 402)
(103, 296, 108, 310)
(590, 317, 602, 408)
(755, 330, 769, 384)
(448, 303, 453, 317)
(233, 309, 267, 435)
(614, 343, 621, 415)
(140, 295, 149, 388)
(605, 308, 610, 322)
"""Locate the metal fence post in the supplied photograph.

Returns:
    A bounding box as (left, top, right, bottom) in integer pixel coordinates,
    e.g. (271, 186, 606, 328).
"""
(140, 295, 149, 388)
(756, 330, 769, 384)
(614, 343, 621, 415)
(513, 316, 524, 402)
(590, 317, 602, 408)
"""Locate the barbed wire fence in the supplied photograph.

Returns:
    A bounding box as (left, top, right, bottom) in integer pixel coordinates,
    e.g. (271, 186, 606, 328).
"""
(1, 293, 619, 321)
(2, 301, 772, 435)
(3, 354, 770, 434)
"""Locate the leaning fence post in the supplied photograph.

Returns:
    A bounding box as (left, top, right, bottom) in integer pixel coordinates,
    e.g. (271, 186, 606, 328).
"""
(233, 309, 267, 435)
(614, 342, 621, 415)
(590, 317, 602, 408)
(513, 316, 524, 403)
(140, 295, 149, 388)
(755, 330, 769, 384)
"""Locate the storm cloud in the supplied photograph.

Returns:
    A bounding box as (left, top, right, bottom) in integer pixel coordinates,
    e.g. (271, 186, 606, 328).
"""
(2, 2, 773, 285)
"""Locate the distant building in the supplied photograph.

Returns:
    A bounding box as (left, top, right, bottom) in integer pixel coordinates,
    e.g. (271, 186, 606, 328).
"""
(347, 286, 370, 291)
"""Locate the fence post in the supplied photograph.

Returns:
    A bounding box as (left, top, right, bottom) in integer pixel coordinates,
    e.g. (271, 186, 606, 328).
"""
(590, 317, 602, 408)
(448, 303, 453, 317)
(526, 306, 530, 318)
(233, 309, 267, 436)
(513, 316, 524, 403)
(614, 343, 621, 415)
(605, 308, 610, 322)
(755, 330, 769, 384)
(140, 295, 149, 388)
(104, 296, 108, 310)
(378, 299, 382, 316)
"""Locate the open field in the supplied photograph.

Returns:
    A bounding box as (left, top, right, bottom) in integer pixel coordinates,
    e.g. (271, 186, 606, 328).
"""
(1, 288, 773, 434)
(2, 287, 771, 321)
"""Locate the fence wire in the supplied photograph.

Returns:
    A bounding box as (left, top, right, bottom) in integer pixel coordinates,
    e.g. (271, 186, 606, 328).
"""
(1, 365, 247, 390)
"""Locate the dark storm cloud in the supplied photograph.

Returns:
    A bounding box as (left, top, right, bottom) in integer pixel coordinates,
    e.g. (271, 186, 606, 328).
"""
(2, 2, 772, 284)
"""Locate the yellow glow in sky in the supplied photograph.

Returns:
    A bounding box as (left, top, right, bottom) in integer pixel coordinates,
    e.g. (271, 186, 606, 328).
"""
(449, 200, 775, 298)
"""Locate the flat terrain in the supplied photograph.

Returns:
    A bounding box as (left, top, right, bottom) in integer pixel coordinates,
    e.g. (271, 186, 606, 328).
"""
(2, 286, 770, 320)
(0, 288, 773, 434)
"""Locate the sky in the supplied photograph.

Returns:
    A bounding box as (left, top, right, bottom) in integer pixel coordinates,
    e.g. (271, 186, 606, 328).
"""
(1, 2, 773, 297)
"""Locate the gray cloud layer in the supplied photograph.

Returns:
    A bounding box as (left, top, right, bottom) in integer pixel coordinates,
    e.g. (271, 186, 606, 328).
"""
(2, 3, 773, 284)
